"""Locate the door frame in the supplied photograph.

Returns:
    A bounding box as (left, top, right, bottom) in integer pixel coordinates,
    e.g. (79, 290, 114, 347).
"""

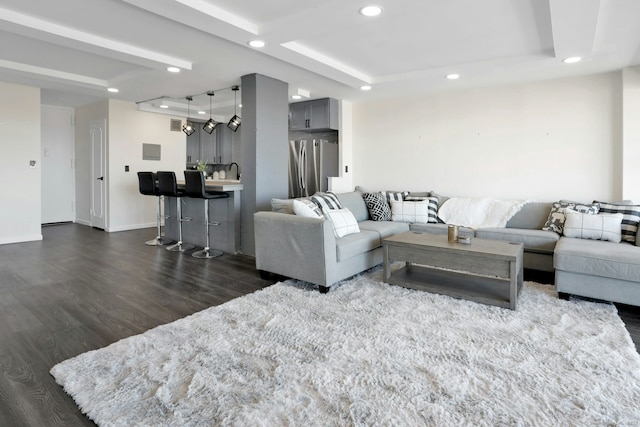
(90, 119, 107, 229)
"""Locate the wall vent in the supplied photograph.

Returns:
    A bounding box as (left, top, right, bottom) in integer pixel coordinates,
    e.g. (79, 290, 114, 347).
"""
(170, 118, 182, 132)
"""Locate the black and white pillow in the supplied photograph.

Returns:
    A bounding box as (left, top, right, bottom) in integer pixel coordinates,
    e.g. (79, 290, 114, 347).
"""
(362, 192, 392, 221)
(310, 191, 342, 213)
(594, 201, 640, 244)
(405, 196, 439, 223)
(382, 191, 409, 203)
(542, 201, 599, 234)
(292, 199, 323, 218)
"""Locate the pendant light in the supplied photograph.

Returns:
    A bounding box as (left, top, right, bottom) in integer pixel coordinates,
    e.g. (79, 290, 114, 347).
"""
(227, 86, 241, 132)
(203, 91, 218, 134)
(182, 96, 196, 136)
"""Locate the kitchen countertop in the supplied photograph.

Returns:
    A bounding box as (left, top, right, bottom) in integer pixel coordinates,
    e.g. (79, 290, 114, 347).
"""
(176, 179, 243, 191)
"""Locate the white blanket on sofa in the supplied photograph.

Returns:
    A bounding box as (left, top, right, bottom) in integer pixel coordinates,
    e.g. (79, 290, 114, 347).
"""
(438, 197, 528, 229)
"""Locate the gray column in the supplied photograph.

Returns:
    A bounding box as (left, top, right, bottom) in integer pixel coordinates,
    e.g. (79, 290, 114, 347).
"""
(240, 73, 289, 255)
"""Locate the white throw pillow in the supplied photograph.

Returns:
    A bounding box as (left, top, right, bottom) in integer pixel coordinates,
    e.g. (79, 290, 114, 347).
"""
(325, 208, 360, 238)
(390, 200, 429, 223)
(292, 199, 323, 218)
(563, 210, 623, 243)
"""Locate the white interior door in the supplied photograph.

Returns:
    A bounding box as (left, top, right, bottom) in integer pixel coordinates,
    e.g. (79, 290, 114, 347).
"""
(90, 120, 106, 229)
(41, 106, 75, 223)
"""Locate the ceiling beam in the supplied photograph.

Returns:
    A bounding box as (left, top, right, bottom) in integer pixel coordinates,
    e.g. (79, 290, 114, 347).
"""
(0, 6, 192, 70)
(549, 0, 601, 60)
(0, 59, 108, 87)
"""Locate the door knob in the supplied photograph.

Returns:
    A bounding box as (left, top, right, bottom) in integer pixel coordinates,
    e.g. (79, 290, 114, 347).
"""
(97, 177, 104, 181)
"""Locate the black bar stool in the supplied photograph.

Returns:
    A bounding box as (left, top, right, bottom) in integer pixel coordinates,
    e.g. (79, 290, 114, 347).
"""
(157, 171, 195, 252)
(184, 170, 229, 259)
(137, 171, 173, 246)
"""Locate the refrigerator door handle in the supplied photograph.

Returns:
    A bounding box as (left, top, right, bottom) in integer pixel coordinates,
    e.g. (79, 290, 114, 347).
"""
(299, 142, 306, 194)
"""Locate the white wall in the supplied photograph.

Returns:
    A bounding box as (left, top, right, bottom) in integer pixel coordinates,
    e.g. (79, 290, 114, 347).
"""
(0, 82, 42, 244)
(623, 67, 640, 203)
(353, 73, 622, 202)
(328, 100, 354, 193)
(107, 99, 186, 232)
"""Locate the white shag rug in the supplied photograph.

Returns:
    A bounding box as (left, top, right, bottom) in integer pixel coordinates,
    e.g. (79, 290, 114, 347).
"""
(51, 268, 640, 426)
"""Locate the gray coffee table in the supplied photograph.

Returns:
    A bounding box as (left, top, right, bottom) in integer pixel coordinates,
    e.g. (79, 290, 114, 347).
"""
(383, 231, 524, 310)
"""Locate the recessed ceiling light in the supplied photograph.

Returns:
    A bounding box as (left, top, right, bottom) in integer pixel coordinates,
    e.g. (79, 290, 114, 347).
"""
(107, 87, 119, 93)
(248, 40, 266, 48)
(446, 74, 460, 80)
(360, 85, 372, 91)
(563, 56, 582, 64)
(167, 66, 181, 73)
(359, 6, 383, 16)
(198, 111, 206, 115)
(291, 95, 302, 100)
(159, 105, 169, 109)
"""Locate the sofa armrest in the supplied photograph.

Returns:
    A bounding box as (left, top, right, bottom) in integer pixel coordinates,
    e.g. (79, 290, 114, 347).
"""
(254, 211, 337, 286)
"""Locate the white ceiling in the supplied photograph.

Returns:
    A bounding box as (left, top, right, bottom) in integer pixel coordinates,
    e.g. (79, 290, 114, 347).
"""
(1, 0, 639, 119)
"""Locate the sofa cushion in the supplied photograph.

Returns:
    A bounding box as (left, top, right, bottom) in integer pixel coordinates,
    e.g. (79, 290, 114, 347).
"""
(362, 192, 392, 221)
(409, 223, 474, 238)
(311, 191, 342, 213)
(336, 192, 369, 222)
(594, 200, 640, 244)
(293, 199, 323, 218)
(475, 228, 559, 253)
(554, 237, 640, 282)
(404, 196, 439, 223)
(382, 191, 409, 202)
(563, 210, 623, 243)
(390, 200, 429, 223)
(335, 230, 381, 262)
(359, 220, 410, 239)
(271, 198, 295, 214)
(506, 202, 552, 230)
(542, 201, 600, 234)
(325, 208, 360, 238)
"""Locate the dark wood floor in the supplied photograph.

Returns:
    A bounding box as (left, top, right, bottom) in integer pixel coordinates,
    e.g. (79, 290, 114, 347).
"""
(0, 224, 276, 426)
(1, 223, 639, 426)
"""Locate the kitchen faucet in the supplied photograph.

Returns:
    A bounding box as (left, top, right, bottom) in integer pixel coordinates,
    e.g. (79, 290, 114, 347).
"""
(228, 162, 240, 180)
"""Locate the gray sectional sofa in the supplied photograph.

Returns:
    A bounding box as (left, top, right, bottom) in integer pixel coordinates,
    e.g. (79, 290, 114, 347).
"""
(254, 190, 640, 306)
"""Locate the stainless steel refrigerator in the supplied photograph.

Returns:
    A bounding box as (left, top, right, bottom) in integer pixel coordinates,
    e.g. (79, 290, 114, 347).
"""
(289, 139, 338, 198)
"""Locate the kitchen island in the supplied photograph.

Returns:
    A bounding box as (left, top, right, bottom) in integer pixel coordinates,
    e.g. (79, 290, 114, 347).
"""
(163, 180, 243, 254)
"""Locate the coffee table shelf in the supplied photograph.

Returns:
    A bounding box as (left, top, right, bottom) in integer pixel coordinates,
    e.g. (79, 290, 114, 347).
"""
(388, 264, 513, 309)
(383, 231, 523, 310)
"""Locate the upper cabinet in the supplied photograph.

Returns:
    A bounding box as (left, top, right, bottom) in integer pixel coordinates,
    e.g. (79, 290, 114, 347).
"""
(215, 124, 234, 164)
(289, 98, 338, 131)
(186, 122, 235, 165)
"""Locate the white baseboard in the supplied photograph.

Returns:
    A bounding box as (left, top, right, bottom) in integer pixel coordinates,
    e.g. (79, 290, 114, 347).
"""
(75, 219, 91, 226)
(0, 233, 43, 245)
(106, 222, 156, 233)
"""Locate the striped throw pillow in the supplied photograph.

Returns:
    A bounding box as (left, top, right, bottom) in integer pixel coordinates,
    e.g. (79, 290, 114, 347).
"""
(310, 192, 343, 213)
(382, 191, 409, 203)
(594, 201, 640, 244)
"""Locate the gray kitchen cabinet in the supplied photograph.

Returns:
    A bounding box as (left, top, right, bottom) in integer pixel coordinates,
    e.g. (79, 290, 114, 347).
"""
(215, 125, 234, 164)
(200, 125, 216, 164)
(289, 98, 338, 131)
(186, 125, 201, 164)
(186, 122, 219, 165)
